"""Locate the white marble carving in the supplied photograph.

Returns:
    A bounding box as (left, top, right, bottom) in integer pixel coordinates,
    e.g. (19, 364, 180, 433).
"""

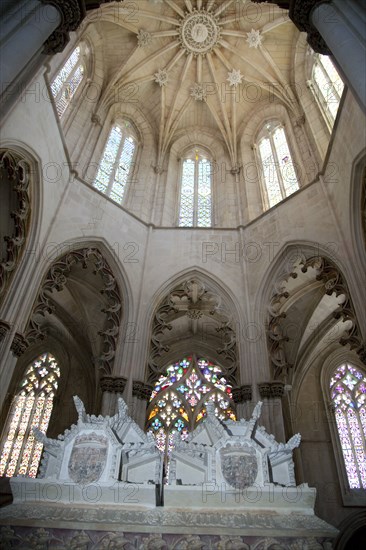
(10, 396, 162, 507)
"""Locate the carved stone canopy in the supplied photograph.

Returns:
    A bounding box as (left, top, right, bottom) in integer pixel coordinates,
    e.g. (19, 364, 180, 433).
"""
(0, 150, 31, 305)
(13, 248, 122, 376)
(147, 277, 238, 385)
(267, 255, 365, 383)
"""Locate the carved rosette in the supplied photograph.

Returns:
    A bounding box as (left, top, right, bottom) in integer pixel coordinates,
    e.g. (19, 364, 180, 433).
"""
(14, 248, 122, 375)
(0, 150, 31, 303)
(232, 384, 252, 404)
(100, 376, 127, 394)
(40, 0, 86, 54)
(132, 381, 153, 401)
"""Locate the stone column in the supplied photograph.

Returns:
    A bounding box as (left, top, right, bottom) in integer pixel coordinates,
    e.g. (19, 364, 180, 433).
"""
(100, 376, 127, 416)
(310, 0, 366, 112)
(132, 381, 153, 429)
(232, 384, 252, 420)
(0, 0, 86, 104)
(258, 381, 286, 442)
(0, 1, 61, 94)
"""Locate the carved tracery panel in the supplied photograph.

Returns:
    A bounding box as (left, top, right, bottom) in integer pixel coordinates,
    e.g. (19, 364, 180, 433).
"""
(147, 278, 238, 386)
(0, 150, 31, 305)
(13, 248, 122, 375)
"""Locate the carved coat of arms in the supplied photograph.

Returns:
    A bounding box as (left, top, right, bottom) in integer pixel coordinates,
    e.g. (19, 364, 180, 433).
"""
(68, 433, 108, 484)
(220, 444, 258, 489)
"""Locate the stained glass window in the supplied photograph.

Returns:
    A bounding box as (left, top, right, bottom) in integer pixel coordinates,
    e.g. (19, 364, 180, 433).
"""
(179, 150, 212, 227)
(146, 356, 236, 470)
(0, 353, 60, 478)
(310, 53, 344, 128)
(51, 46, 85, 117)
(257, 122, 299, 209)
(93, 122, 136, 205)
(330, 363, 366, 489)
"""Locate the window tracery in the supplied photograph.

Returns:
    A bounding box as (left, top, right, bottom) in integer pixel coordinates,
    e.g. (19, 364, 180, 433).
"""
(93, 121, 137, 205)
(256, 121, 299, 209)
(309, 53, 344, 129)
(146, 356, 236, 457)
(0, 353, 60, 478)
(330, 363, 366, 489)
(51, 46, 85, 118)
(178, 149, 212, 227)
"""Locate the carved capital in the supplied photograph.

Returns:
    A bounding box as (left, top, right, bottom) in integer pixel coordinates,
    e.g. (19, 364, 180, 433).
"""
(10, 332, 29, 357)
(258, 381, 286, 399)
(132, 380, 153, 401)
(232, 384, 252, 404)
(270, 381, 285, 398)
(258, 382, 271, 399)
(40, 0, 86, 54)
(100, 376, 127, 394)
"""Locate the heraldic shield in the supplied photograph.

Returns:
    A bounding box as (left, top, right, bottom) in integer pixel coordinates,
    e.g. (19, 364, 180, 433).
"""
(68, 433, 108, 484)
(220, 444, 258, 489)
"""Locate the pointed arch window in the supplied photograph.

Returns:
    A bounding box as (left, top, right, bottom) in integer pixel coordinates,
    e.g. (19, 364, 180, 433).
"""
(93, 121, 137, 205)
(309, 53, 344, 129)
(330, 363, 366, 489)
(0, 353, 60, 478)
(179, 149, 212, 227)
(146, 356, 236, 457)
(256, 121, 299, 209)
(51, 46, 85, 118)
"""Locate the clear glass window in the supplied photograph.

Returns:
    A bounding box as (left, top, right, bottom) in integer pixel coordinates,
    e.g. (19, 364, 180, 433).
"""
(93, 122, 137, 205)
(51, 46, 85, 118)
(311, 54, 344, 128)
(257, 122, 299, 208)
(179, 150, 212, 227)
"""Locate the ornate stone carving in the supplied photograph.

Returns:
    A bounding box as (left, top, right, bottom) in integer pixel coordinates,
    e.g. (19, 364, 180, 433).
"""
(132, 380, 153, 401)
(100, 376, 127, 394)
(17, 248, 122, 374)
(227, 69, 244, 87)
(148, 277, 237, 385)
(258, 382, 271, 399)
(0, 150, 31, 303)
(40, 0, 86, 54)
(68, 433, 108, 484)
(137, 30, 153, 48)
(246, 29, 263, 49)
(154, 68, 169, 87)
(232, 384, 252, 404)
(179, 10, 221, 57)
(190, 82, 206, 101)
(267, 255, 365, 383)
(10, 332, 29, 357)
(270, 381, 285, 398)
(220, 443, 258, 489)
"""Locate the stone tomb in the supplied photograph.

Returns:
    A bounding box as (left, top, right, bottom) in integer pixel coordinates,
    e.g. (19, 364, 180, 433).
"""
(1, 398, 338, 543)
(165, 402, 314, 512)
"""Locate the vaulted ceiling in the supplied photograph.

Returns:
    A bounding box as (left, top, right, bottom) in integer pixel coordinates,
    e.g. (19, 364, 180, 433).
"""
(85, 0, 301, 167)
